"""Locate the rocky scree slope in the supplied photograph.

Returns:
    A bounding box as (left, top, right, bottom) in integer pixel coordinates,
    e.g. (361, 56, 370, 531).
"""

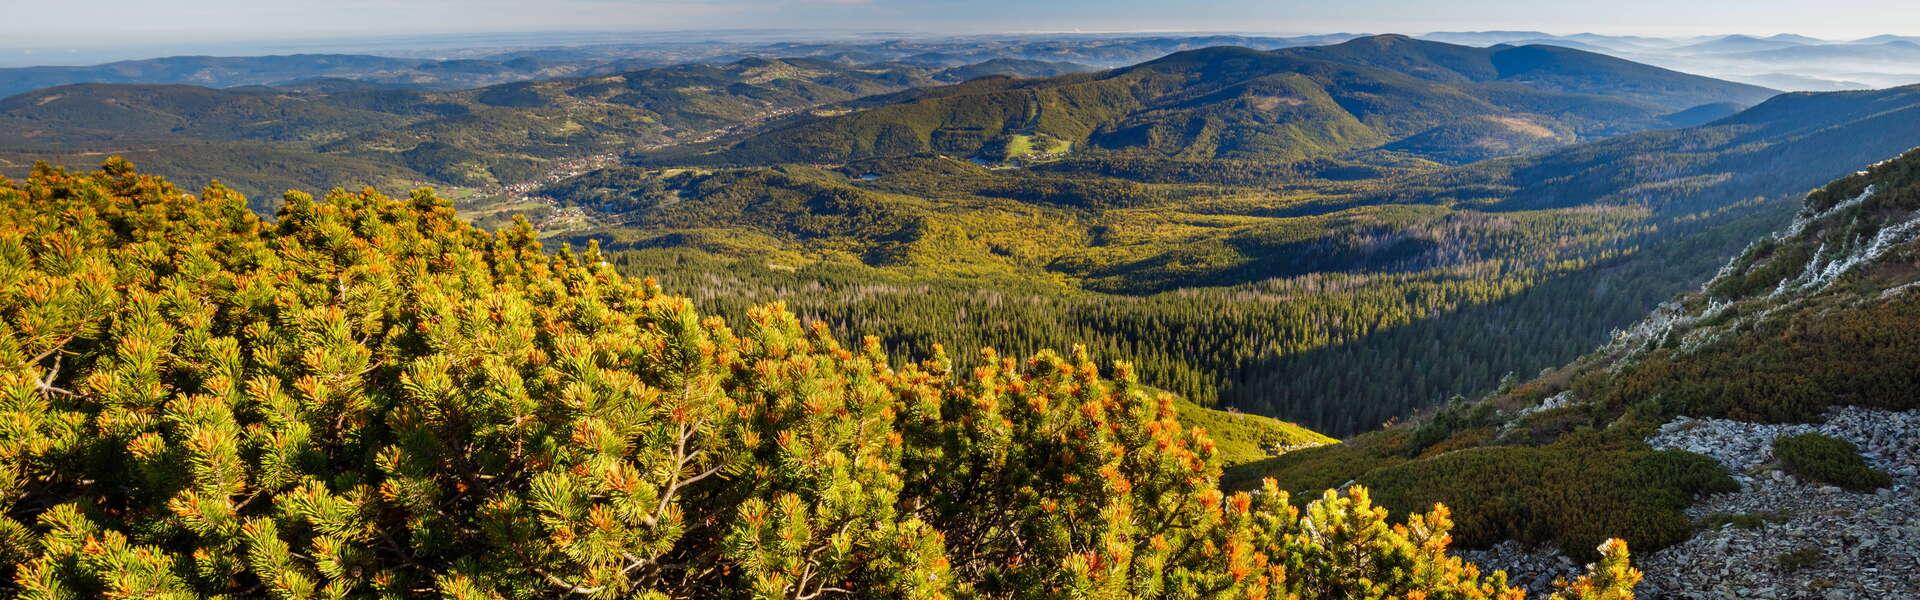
(1478, 147, 1920, 598)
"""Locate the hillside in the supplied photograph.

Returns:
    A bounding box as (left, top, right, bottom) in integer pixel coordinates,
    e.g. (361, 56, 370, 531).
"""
(932, 58, 1095, 82)
(528, 81, 1920, 439)
(1281, 35, 1776, 111)
(1418, 84, 1920, 214)
(1218, 83, 1920, 432)
(659, 36, 1775, 166)
(0, 57, 943, 196)
(0, 160, 1640, 598)
(0, 55, 1144, 198)
(1229, 148, 1920, 597)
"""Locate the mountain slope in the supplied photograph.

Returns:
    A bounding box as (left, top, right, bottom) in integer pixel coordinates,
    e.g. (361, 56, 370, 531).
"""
(1225, 148, 1920, 587)
(0, 83, 417, 144)
(1576, 148, 1920, 421)
(0, 57, 934, 193)
(1206, 84, 1920, 431)
(663, 36, 1776, 166)
(1281, 35, 1776, 111)
(543, 83, 1920, 442)
(932, 58, 1095, 82)
(1349, 84, 1920, 219)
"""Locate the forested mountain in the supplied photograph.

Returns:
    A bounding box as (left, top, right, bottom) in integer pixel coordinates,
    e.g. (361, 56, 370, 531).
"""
(0, 161, 1638, 598)
(1413, 84, 1920, 214)
(0, 34, 1350, 99)
(0, 58, 917, 198)
(1281, 35, 1774, 110)
(0, 55, 1148, 199)
(660, 36, 1774, 166)
(525, 80, 1920, 439)
(932, 58, 1096, 82)
(1226, 147, 1920, 596)
(1112, 83, 1920, 430)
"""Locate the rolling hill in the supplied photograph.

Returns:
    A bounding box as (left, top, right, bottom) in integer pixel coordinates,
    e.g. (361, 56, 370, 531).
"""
(932, 58, 1095, 82)
(0, 57, 951, 194)
(1675, 34, 1818, 54)
(658, 35, 1775, 167)
(0, 55, 1141, 196)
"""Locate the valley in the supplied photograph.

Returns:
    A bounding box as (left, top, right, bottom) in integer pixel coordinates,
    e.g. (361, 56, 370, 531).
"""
(7, 36, 1914, 439)
(3, 20, 1920, 597)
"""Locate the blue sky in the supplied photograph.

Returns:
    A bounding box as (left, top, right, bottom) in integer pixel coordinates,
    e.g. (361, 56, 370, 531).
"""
(3, 0, 1917, 48)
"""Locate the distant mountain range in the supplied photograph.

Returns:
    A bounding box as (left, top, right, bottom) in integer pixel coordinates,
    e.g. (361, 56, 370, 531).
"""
(7, 31, 1917, 205)
(5, 29, 1919, 105)
(1412, 31, 1920, 91)
(0, 54, 597, 99)
(1674, 34, 1824, 54)
(0, 35, 1796, 201)
(1409, 83, 1920, 216)
(0, 34, 1363, 100)
(0, 57, 994, 196)
(657, 35, 1774, 166)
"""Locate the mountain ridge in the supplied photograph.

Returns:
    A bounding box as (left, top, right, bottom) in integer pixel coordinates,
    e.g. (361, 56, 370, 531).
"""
(655, 36, 1775, 167)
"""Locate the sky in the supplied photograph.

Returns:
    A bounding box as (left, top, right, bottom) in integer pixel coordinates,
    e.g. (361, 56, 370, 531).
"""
(3, 0, 1918, 51)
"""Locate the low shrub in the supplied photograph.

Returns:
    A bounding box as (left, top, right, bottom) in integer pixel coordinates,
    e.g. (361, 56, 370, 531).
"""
(1697, 511, 1784, 531)
(1775, 547, 1824, 572)
(1774, 433, 1893, 490)
(1355, 432, 1736, 559)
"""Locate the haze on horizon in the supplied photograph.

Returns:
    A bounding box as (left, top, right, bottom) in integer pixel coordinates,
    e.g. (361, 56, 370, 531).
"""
(4, 0, 1919, 52)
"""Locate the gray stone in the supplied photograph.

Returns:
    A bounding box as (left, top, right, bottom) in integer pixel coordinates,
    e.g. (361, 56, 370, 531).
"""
(1634, 407, 1920, 599)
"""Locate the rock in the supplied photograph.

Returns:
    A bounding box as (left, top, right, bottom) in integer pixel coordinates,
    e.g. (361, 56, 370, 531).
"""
(1635, 407, 1920, 599)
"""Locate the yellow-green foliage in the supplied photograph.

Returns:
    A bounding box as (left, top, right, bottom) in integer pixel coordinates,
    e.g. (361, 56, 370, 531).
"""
(1170, 401, 1335, 466)
(0, 160, 1640, 598)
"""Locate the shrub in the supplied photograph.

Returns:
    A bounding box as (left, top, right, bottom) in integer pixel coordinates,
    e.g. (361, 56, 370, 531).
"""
(1775, 547, 1824, 572)
(1774, 433, 1893, 491)
(1697, 511, 1784, 531)
(1354, 432, 1736, 559)
(0, 161, 1641, 598)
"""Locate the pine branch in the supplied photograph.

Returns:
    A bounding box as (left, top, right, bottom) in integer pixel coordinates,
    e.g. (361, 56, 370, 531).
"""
(35, 354, 75, 397)
(536, 567, 606, 596)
